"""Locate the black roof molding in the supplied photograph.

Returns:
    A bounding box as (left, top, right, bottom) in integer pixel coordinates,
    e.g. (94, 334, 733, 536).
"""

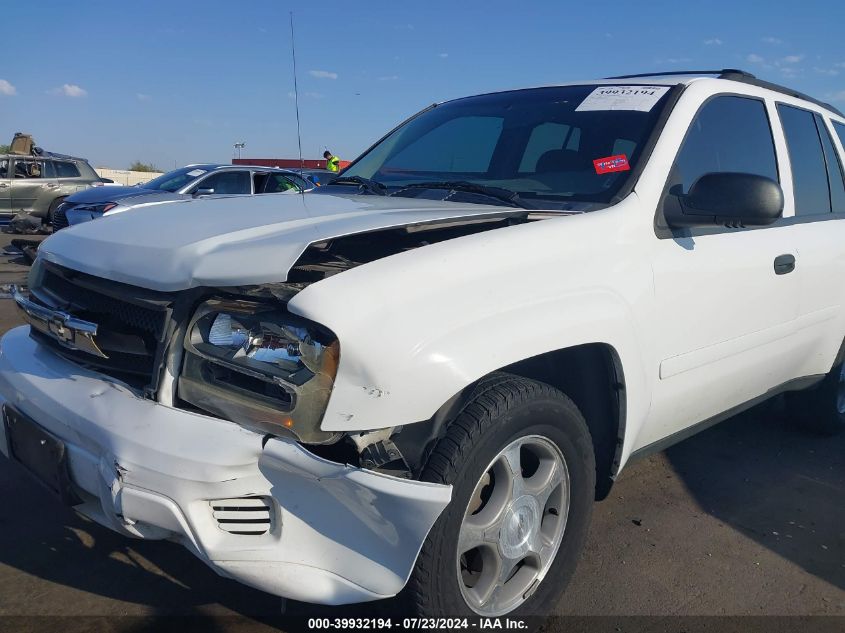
(607, 69, 754, 80)
(731, 75, 844, 117)
(605, 69, 843, 117)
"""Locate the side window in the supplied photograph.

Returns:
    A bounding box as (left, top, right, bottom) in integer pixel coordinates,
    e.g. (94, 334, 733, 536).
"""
(833, 121, 845, 152)
(194, 171, 251, 195)
(0, 159, 8, 178)
(384, 116, 503, 173)
(54, 161, 81, 178)
(259, 174, 298, 193)
(815, 115, 845, 213)
(289, 174, 311, 190)
(777, 104, 831, 215)
(669, 96, 778, 195)
(77, 161, 98, 180)
(252, 172, 270, 192)
(13, 159, 49, 179)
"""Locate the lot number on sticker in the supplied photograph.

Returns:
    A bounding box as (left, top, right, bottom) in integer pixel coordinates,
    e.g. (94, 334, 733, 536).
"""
(593, 155, 630, 174)
(576, 85, 669, 112)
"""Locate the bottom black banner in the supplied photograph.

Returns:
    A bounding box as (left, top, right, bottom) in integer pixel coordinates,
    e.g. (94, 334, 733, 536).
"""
(0, 616, 842, 633)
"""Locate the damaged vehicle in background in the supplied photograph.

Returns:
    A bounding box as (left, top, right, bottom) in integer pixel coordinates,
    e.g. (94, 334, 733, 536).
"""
(0, 136, 104, 225)
(51, 163, 314, 230)
(2, 69, 845, 618)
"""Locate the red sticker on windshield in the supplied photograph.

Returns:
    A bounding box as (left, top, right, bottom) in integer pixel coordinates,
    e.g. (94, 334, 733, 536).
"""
(593, 154, 630, 174)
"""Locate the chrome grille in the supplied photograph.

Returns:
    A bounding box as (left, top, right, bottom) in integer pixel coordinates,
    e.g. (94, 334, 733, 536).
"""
(51, 204, 70, 231)
(29, 264, 173, 389)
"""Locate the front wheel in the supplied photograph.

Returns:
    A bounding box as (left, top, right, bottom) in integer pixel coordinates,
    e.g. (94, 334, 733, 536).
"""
(46, 197, 66, 228)
(403, 375, 595, 617)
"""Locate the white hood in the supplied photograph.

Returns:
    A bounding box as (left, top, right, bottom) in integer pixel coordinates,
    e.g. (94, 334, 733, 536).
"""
(39, 192, 520, 291)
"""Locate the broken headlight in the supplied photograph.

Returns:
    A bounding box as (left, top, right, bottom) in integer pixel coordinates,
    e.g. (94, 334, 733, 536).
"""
(179, 299, 341, 444)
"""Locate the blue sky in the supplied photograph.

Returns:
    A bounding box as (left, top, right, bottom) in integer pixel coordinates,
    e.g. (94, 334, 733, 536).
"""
(1, 0, 843, 170)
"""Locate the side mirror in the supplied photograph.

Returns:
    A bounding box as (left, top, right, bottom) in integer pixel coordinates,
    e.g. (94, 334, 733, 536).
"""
(665, 172, 784, 229)
(193, 187, 214, 197)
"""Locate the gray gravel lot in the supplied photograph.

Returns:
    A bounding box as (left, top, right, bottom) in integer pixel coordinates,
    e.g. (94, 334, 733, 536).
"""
(0, 233, 841, 631)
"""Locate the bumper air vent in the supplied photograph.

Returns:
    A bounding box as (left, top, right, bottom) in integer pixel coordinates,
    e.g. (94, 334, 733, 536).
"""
(210, 497, 275, 535)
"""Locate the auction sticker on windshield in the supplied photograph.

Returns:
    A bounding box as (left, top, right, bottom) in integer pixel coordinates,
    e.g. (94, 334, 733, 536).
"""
(576, 85, 669, 112)
(593, 154, 630, 174)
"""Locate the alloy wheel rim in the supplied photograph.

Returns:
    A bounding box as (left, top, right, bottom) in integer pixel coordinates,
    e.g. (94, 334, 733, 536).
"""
(456, 434, 570, 616)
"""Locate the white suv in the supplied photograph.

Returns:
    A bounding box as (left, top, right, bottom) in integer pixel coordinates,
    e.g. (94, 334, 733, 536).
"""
(2, 69, 844, 618)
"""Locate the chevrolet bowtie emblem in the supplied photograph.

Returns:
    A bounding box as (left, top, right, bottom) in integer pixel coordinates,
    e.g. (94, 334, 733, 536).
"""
(11, 286, 108, 359)
(48, 316, 74, 344)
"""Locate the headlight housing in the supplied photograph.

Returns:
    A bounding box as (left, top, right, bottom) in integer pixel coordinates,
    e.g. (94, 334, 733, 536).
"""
(80, 202, 118, 214)
(179, 299, 340, 444)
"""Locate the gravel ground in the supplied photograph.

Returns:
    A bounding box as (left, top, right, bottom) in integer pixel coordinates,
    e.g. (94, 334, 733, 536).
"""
(0, 233, 841, 632)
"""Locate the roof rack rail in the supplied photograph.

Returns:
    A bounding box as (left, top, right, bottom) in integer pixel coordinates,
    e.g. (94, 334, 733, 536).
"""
(43, 151, 83, 161)
(728, 75, 844, 117)
(605, 69, 843, 117)
(605, 69, 755, 80)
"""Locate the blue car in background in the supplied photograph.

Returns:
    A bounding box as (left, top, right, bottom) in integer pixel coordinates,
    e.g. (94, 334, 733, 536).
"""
(295, 168, 340, 187)
(52, 164, 315, 230)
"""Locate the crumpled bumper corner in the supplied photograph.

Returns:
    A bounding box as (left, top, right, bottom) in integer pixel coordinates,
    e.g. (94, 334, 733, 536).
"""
(0, 326, 453, 604)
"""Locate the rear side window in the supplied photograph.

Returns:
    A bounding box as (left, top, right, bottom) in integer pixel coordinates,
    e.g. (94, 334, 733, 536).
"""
(76, 161, 99, 180)
(669, 96, 778, 195)
(816, 116, 845, 213)
(256, 173, 299, 193)
(834, 121, 845, 150)
(289, 174, 311, 190)
(54, 161, 81, 178)
(777, 104, 832, 215)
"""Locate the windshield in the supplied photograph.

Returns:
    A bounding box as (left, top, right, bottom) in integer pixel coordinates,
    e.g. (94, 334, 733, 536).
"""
(342, 84, 674, 206)
(141, 166, 211, 192)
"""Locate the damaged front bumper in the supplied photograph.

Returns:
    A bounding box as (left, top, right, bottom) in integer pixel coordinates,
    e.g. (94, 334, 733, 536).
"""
(0, 327, 452, 604)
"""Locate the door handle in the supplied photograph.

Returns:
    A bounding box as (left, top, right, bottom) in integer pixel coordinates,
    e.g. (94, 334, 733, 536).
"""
(774, 254, 796, 275)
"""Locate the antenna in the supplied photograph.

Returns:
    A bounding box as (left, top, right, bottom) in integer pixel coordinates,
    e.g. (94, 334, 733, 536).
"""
(289, 12, 305, 190)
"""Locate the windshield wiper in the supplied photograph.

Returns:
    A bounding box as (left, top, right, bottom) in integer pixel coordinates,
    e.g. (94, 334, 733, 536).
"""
(330, 175, 387, 196)
(389, 181, 533, 209)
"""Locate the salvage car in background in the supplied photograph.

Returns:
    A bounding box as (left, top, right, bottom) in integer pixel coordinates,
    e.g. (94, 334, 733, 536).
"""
(52, 164, 314, 230)
(0, 151, 103, 225)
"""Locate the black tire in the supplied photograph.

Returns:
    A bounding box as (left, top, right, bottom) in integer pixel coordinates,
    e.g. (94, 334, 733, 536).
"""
(47, 197, 66, 228)
(786, 360, 845, 436)
(403, 374, 595, 617)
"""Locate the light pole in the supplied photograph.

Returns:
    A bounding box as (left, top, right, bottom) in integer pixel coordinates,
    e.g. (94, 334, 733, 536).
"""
(233, 142, 245, 160)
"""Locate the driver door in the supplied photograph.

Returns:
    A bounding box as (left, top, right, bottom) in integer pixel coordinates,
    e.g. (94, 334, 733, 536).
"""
(641, 95, 800, 448)
(11, 158, 57, 212)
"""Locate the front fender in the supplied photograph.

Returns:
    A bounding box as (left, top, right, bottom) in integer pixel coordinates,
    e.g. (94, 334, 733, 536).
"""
(289, 197, 656, 465)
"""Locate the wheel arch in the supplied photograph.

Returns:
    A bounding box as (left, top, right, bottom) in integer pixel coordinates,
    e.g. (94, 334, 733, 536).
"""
(47, 195, 67, 222)
(394, 343, 626, 500)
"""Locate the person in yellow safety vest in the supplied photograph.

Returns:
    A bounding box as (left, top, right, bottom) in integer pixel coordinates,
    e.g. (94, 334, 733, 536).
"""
(323, 150, 341, 172)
